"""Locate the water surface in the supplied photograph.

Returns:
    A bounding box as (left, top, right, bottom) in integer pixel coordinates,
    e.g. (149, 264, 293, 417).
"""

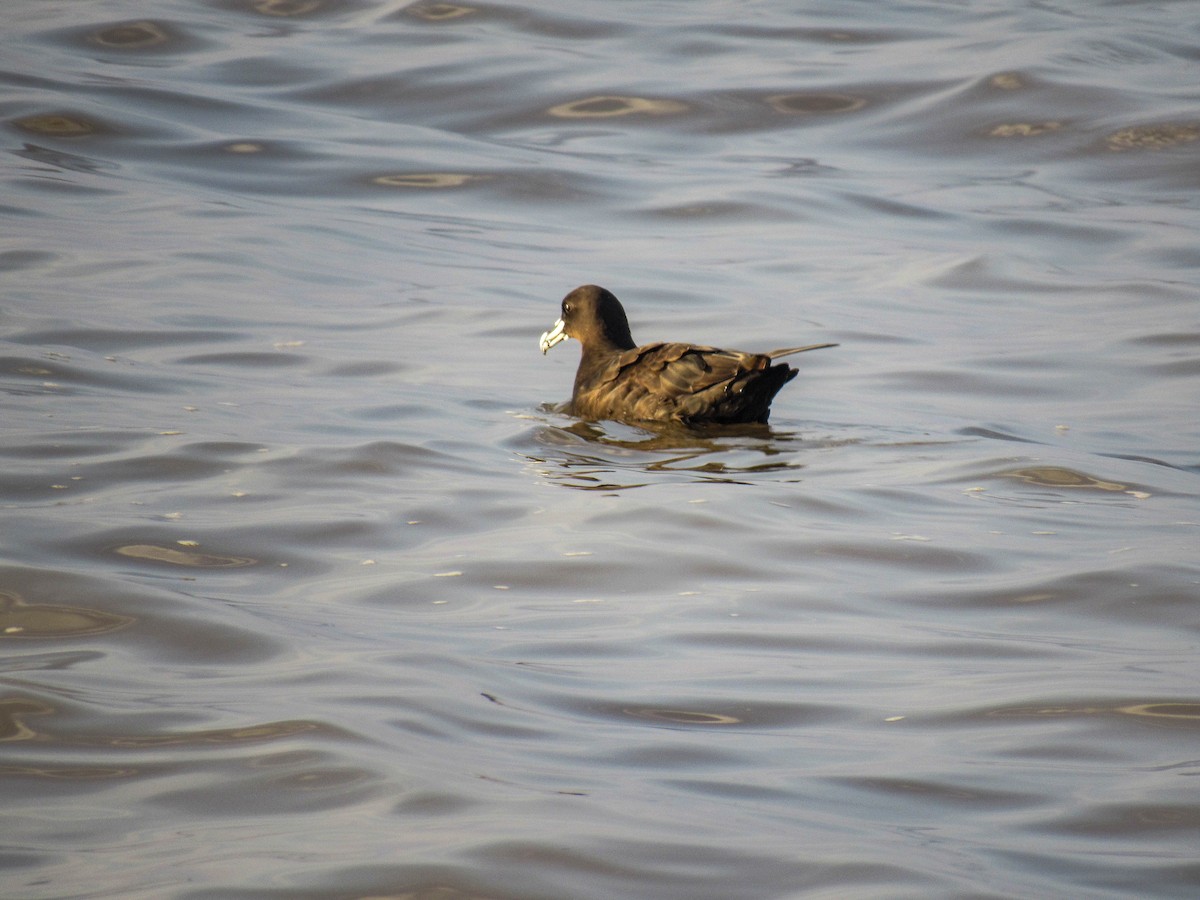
(2, 1, 1199, 898)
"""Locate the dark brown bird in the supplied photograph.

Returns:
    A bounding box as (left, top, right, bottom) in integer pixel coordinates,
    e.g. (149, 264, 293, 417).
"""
(538, 284, 836, 426)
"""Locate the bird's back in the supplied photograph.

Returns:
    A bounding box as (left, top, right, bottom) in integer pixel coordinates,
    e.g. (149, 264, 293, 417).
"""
(571, 342, 799, 426)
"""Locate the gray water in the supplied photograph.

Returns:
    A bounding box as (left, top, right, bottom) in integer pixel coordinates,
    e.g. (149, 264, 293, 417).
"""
(2, 1, 1199, 898)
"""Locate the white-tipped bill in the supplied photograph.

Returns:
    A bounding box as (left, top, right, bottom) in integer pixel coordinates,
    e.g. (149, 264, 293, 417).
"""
(539, 318, 568, 355)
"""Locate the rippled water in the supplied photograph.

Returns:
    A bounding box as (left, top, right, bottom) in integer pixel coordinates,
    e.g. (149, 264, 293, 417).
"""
(3, 1, 1199, 897)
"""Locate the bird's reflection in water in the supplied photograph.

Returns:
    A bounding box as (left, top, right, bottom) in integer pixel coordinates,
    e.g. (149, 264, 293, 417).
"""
(524, 412, 821, 490)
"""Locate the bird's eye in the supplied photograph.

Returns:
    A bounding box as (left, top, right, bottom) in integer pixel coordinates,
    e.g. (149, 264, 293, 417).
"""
(563, 302, 572, 315)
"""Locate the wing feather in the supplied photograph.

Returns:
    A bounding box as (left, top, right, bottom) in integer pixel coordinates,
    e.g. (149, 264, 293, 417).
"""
(572, 340, 832, 425)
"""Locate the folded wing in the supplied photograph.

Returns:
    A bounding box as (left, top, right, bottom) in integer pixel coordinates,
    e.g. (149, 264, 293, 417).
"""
(574, 342, 807, 425)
